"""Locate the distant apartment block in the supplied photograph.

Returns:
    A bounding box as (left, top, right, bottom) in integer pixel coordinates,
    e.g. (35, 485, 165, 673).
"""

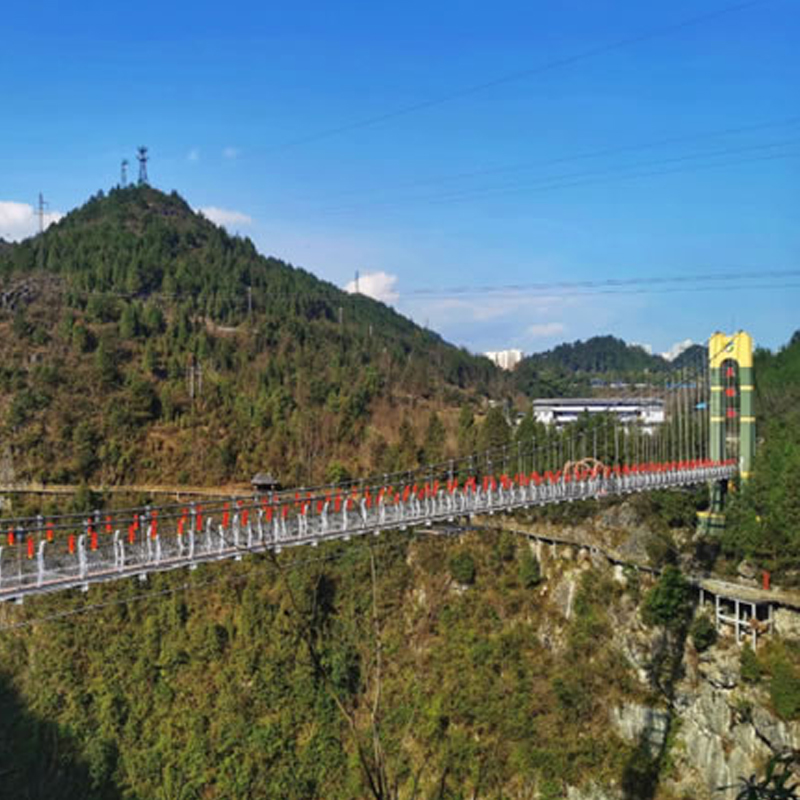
(485, 349, 524, 371)
(533, 397, 665, 433)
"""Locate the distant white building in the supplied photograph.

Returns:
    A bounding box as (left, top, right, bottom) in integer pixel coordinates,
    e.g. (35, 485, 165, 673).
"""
(533, 397, 665, 434)
(485, 349, 524, 371)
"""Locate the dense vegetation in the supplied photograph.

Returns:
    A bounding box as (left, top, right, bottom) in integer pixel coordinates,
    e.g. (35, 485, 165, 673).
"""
(722, 334, 800, 579)
(0, 186, 506, 491)
(2, 183, 800, 800)
(513, 336, 705, 398)
(0, 530, 648, 800)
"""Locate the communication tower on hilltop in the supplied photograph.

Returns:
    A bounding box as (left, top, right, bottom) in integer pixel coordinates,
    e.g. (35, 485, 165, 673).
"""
(37, 193, 48, 235)
(121, 159, 129, 188)
(136, 147, 149, 185)
(36, 192, 48, 271)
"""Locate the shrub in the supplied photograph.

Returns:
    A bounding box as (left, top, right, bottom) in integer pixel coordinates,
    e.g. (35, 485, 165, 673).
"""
(518, 549, 542, 589)
(770, 658, 800, 720)
(496, 531, 516, 562)
(552, 675, 591, 721)
(644, 531, 678, 568)
(449, 551, 476, 585)
(641, 566, 692, 629)
(740, 645, 762, 683)
(690, 614, 717, 652)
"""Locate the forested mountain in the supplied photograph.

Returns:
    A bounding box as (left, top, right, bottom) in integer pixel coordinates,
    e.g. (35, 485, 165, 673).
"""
(514, 335, 659, 398)
(524, 335, 661, 374)
(513, 336, 708, 398)
(2, 189, 800, 800)
(670, 343, 705, 370)
(0, 185, 505, 491)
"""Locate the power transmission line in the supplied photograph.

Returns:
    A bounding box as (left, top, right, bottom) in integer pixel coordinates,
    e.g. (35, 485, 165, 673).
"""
(402, 269, 800, 298)
(255, 0, 775, 154)
(319, 139, 800, 214)
(315, 114, 800, 202)
(6, 267, 799, 304)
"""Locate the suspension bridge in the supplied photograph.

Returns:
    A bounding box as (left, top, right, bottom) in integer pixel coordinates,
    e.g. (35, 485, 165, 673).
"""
(0, 331, 753, 604)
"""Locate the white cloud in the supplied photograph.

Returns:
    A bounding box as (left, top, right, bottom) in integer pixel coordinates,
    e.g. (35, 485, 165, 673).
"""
(661, 338, 694, 361)
(0, 201, 63, 242)
(198, 206, 253, 229)
(222, 146, 239, 160)
(527, 322, 566, 338)
(187, 148, 200, 162)
(344, 271, 399, 304)
(410, 293, 575, 326)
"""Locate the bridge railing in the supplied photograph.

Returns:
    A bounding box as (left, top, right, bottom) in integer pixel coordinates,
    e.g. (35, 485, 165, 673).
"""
(0, 459, 737, 602)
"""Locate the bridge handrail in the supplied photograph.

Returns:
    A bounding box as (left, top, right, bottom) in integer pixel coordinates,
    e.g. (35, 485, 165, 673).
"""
(0, 460, 737, 603)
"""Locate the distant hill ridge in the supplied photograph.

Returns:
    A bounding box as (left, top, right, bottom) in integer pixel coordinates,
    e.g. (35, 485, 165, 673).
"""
(513, 335, 706, 397)
(521, 335, 705, 373)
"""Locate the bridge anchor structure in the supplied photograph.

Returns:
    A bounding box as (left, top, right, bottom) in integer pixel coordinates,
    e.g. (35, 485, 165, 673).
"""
(698, 330, 755, 535)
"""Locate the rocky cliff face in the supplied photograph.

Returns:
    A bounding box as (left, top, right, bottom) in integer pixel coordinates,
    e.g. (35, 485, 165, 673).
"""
(527, 524, 800, 800)
(608, 645, 800, 799)
(668, 649, 799, 798)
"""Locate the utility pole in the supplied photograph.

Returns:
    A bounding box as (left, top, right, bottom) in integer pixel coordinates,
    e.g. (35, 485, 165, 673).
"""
(354, 270, 359, 294)
(121, 159, 129, 188)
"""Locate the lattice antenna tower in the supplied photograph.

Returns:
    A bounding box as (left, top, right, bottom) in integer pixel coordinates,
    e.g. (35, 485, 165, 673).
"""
(121, 159, 129, 188)
(136, 147, 149, 185)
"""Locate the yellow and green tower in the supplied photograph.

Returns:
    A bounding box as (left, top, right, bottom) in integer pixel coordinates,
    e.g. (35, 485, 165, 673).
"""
(698, 330, 755, 534)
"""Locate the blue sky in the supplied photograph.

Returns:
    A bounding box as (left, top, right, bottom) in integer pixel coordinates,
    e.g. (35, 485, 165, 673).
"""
(2, 0, 798, 356)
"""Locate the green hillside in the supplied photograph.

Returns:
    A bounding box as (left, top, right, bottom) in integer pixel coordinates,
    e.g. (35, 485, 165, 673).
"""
(513, 336, 707, 398)
(669, 343, 705, 370)
(0, 186, 505, 492)
(722, 333, 800, 577)
(514, 335, 660, 397)
(0, 528, 651, 800)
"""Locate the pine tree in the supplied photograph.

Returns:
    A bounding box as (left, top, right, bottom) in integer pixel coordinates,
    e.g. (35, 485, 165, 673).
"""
(479, 405, 511, 453)
(397, 417, 419, 470)
(457, 405, 476, 455)
(424, 411, 446, 464)
(119, 303, 139, 339)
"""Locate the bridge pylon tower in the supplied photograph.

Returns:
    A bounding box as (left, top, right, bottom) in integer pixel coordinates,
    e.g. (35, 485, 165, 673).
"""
(698, 330, 755, 535)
